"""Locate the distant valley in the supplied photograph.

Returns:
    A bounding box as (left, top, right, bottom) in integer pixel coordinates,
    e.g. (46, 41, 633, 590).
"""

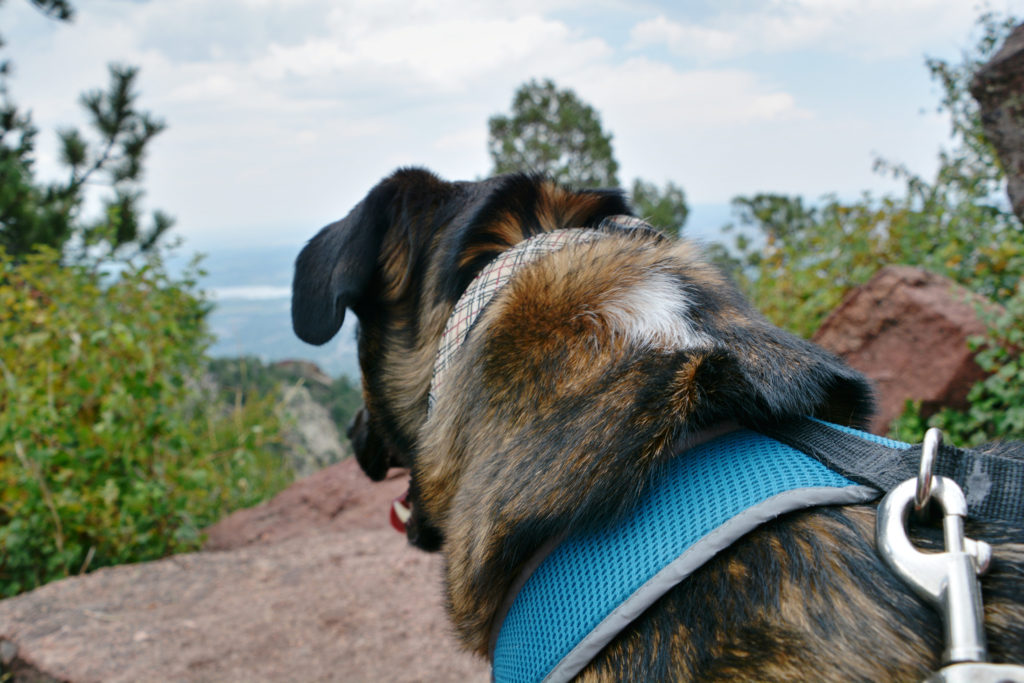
(170, 243, 361, 379)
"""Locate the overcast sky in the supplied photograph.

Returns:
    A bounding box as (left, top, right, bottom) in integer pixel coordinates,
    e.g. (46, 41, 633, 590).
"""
(3, 0, 1022, 251)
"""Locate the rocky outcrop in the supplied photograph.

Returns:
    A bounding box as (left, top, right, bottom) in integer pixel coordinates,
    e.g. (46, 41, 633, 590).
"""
(813, 266, 992, 435)
(204, 456, 406, 550)
(971, 22, 1024, 224)
(0, 460, 488, 683)
(278, 382, 349, 477)
(273, 360, 335, 388)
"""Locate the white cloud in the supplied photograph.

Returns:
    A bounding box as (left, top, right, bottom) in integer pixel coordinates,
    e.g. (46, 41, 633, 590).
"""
(251, 15, 610, 90)
(629, 16, 741, 60)
(629, 0, 982, 62)
(577, 58, 810, 129)
(1, 0, 1006, 250)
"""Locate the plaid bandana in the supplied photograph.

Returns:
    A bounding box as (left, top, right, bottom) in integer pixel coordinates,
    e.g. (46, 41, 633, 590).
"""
(427, 215, 657, 412)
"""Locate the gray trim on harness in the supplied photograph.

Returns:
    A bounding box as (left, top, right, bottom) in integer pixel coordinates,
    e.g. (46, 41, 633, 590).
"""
(541, 484, 879, 683)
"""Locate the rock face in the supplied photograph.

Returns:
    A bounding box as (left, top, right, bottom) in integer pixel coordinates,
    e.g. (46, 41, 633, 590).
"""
(278, 382, 349, 478)
(273, 360, 335, 388)
(203, 455, 406, 550)
(813, 266, 992, 435)
(971, 22, 1024, 224)
(0, 460, 489, 683)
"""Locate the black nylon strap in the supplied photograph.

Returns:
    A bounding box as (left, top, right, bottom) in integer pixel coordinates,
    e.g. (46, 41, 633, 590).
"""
(756, 418, 1024, 524)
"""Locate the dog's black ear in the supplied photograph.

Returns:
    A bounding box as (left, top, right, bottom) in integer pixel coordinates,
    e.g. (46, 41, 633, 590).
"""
(291, 178, 404, 345)
(693, 318, 876, 429)
(294, 167, 456, 345)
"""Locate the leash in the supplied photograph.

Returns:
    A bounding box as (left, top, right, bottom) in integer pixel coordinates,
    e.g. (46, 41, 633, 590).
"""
(763, 419, 1024, 680)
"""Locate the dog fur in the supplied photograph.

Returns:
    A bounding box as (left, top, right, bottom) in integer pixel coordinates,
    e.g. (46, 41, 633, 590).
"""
(292, 168, 1024, 681)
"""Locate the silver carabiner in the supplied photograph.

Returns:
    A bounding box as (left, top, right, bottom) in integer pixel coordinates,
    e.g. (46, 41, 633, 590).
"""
(877, 475, 991, 664)
(915, 427, 941, 511)
(876, 431, 1024, 682)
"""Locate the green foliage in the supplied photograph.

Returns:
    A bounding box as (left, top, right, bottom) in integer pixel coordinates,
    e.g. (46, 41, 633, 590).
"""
(721, 11, 1024, 444)
(206, 357, 363, 431)
(724, 11, 1023, 333)
(630, 179, 688, 238)
(489, 78, 619, 188)
(489, 78, 689, 237)
(0, 248, 290, 598)
(25, 0, 74, 20)
(0, 5, 171, 260)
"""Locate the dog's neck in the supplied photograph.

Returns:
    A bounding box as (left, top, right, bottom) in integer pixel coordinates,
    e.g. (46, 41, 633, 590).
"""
(428, 216, 659, 412)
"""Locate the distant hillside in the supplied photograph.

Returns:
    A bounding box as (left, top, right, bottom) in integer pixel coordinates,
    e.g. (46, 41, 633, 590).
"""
(208, 296, 361, 379)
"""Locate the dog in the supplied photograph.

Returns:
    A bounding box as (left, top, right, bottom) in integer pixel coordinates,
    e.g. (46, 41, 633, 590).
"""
(292, 168, 1024, 681)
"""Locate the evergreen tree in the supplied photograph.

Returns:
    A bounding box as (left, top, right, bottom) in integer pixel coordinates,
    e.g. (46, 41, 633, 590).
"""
(631, 179, 688, 239)
(0, 0, 172, 260)
(488, 78, 688, 236)
(488, 78, 619, 189)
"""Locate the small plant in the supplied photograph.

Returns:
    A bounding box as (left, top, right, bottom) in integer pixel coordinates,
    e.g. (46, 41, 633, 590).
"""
(0, 247, 290, 598)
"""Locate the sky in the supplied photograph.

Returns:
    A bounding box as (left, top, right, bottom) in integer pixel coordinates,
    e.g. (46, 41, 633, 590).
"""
(3, 0, 1023, 252)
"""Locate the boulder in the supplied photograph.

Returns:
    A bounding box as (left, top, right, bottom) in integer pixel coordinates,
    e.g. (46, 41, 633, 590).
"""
(971, 22, 1024, 224)
(0, 460, 488, 683)
(813, 266, 992, 435)
(204, 458, 407, 550)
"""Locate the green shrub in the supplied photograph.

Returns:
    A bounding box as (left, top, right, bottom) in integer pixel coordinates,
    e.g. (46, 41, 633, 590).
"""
(719, 12, 1024, 446)
(0, 247, 290, 597)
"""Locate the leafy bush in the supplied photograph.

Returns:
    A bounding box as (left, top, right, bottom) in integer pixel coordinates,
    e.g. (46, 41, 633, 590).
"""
(0, 247, 290, 598)
(724, 13, 1022, 336)
(718, 12, 1024, 445)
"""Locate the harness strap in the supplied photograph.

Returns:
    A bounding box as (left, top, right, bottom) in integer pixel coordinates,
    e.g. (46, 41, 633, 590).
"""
(492, 428, 879, 683)
(757, 418, 1024, 523)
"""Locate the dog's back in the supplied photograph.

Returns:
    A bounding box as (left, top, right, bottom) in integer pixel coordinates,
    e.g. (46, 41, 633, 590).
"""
(292, 169, 1024, 681)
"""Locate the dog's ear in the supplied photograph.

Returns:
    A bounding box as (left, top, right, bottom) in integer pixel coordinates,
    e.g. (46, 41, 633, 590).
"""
(291, 177, 405, 345)
(692, 318, 876, 429)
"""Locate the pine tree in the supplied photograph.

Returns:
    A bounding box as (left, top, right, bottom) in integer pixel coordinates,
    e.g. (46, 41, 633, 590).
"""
(0, 0, 172, 260)
(488, 79, 619, 189)
(488, 78, 688, 236)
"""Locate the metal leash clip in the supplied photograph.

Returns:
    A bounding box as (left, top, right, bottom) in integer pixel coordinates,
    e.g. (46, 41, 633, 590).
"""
(876, 428, 1024, 683)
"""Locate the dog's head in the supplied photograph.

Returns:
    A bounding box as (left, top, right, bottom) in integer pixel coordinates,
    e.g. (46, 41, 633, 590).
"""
(292, 168, 874, 554)
(291, 168, 632, 542)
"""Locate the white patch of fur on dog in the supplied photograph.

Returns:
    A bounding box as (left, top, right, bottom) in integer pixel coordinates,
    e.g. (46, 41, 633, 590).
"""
(599, 271, 710, 351)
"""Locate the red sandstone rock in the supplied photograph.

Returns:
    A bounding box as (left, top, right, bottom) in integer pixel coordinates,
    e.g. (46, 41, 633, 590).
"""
(0, 461, 487, 683)
(813, 265, 993, 435)
(204, 459, 408, 550)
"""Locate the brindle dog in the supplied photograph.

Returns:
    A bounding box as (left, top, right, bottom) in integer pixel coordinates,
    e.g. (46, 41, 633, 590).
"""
(292, 168, 1024, 681)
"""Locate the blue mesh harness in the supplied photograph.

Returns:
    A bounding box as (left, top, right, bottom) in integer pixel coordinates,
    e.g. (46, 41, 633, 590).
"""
(491, 424, 909, 683)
